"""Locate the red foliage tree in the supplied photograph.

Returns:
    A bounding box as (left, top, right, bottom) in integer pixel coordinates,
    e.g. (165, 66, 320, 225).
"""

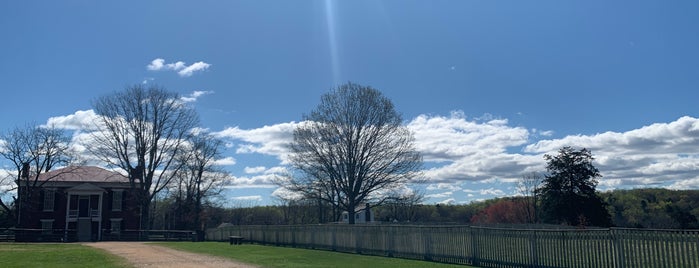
(471, 198, 531, 224)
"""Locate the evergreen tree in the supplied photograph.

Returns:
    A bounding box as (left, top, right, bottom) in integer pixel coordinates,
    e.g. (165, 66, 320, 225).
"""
(539, 147, 611, 227)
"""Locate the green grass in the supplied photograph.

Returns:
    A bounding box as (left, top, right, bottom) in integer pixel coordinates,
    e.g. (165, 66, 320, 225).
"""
(0, 243, 130, 268)
(155, 242, 472, 268)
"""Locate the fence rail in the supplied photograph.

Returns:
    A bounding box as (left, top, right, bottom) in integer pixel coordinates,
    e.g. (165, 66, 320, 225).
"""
(206, 225, 699, 268)
(1, 228, 196, 242)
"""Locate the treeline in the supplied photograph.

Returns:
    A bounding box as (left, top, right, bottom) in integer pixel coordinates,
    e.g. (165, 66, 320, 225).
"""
(135, 188, 699, 230)
(602, 188, 699, 229)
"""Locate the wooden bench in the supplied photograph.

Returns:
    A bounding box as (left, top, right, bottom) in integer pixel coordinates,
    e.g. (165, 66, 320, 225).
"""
(229, 236, 244, 245)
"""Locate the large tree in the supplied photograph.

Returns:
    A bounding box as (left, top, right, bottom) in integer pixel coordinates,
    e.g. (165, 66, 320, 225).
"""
(516, 172, 543, 224)
(287, 82, 422, 224)
(539, 147, 611, 227)
(90, 84, 199, 229)
(170, 133, 225, 232)
(0, 124, 72, 226)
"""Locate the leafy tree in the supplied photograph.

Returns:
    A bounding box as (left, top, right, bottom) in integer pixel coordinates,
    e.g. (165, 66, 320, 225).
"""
(538, 147, 611, 227)
(602, 188, 699, 229)
(287, 82, 422, 224)
(90, 84, 199, 229)
(471, 198, 531, 224)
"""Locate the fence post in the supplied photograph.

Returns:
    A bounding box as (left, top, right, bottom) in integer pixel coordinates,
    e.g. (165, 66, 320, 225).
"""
(331, 226, 337, 251)
(386, 226, 394, 257)
(612, 228, 625, 268)
(529, 230, 538, 268)
(422, 226, 432, 261)
(471, 227, 479, 266)
(355, 226, 362, 254)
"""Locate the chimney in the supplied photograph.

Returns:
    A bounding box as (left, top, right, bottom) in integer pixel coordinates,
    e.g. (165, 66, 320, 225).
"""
(21, 162, 30, 179)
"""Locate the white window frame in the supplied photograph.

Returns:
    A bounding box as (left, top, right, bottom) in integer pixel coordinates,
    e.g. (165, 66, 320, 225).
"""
(112, 190, 123, 211)
(110, 218, 122, 233)
(43, 189, 55, 212)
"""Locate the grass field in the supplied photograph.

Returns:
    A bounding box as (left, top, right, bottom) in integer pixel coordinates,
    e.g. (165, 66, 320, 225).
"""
(0, 243, 129, 268)
(156, 242, 473, 268)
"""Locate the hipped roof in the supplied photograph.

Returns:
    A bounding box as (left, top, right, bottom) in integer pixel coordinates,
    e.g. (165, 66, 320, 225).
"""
(36, 166, 129, 183)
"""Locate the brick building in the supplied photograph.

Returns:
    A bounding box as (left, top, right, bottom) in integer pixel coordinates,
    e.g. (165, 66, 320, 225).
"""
(16, 166, 140, 241)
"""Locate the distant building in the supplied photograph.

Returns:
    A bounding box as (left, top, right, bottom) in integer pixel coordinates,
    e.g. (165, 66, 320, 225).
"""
(340, 203, 374, 224)
(16, 166, 140, 242)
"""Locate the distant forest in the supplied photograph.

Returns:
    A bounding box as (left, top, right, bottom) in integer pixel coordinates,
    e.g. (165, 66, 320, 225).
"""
(114, 188, 698, 230)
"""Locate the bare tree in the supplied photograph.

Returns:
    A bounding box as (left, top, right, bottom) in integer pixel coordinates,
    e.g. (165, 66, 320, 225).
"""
(383, 188, 425, 223)
(0, 124, 72, 226)
(287, 82, 422, 224)
(517, 172, 543, 224)
(90, 84, 199, 229)
(171, 133, 226, 232)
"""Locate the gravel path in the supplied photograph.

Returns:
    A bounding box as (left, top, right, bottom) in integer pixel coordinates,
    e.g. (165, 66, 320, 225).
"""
(84, 242, 259, 268)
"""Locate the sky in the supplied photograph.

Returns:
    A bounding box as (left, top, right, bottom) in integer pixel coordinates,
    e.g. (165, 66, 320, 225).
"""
(2, 1, 699, 206)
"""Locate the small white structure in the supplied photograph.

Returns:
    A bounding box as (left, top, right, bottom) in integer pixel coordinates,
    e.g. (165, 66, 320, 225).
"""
(341, 203, 374, 223)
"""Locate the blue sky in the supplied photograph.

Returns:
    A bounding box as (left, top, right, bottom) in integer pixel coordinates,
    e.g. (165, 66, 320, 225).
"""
(2, 1, 699, 206)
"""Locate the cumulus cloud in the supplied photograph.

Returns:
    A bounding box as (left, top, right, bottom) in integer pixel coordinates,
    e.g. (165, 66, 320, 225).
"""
(214, 157, 237, 166)
(44, 110, 100, 131)
(426, 183, 462, 191)
(271, 187, 304, 200)
(525, 116, 699, 189)
(212, 122, 300, 162)
(244, 166, 267, 174)
(479, 188, 506, 196)
(147, 58, 210, 77)
(222, 166, 290, 189)
(407, 112, 543, 183)
(408, 111, 530, 162)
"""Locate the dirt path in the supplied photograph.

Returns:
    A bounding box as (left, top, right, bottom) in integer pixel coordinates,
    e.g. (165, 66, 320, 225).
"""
(84, 242, 259, 268)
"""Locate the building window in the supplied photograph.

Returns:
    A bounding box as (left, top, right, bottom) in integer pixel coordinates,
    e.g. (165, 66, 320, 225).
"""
(41, 219, 54, 234)
(110, 219, 122, 233)
(112, 190, 123, 211)
(43, 189, 55, 211)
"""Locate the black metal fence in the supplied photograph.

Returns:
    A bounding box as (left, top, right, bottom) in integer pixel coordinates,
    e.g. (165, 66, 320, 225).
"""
(1, 228, 197, 242)
(207, 225, 699, 268)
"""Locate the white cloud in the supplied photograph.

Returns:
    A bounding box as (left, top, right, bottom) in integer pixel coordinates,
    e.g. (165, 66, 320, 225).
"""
(214, 157, 237, 166)
(437, 198, 456, 205)
(44, 110, 100, 131)
(178, 61, 211, 77)
(223, 166, 290, 189)
(271, 187, 304, 201)
(212, 122, 300, 162)
(147, 58, 165, 71)
(244, 166, 266, 174)
(479, 188, 506, 196)
(408, 111, 529, 163)
(146, 58, 210, 77)
(426, 183, 462, 191)
(231, 195, 262, 201)
(142, 77, 155, 84)
(524, 116, 699, 189)
(181, 90, 213, 103)
(668, 176, 699, 190)
(425, 191, 453, 199)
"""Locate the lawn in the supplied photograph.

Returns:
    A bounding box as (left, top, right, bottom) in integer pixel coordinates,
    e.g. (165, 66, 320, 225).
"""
(0, 243, 129, 268)
(156, 242, 472, 268)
